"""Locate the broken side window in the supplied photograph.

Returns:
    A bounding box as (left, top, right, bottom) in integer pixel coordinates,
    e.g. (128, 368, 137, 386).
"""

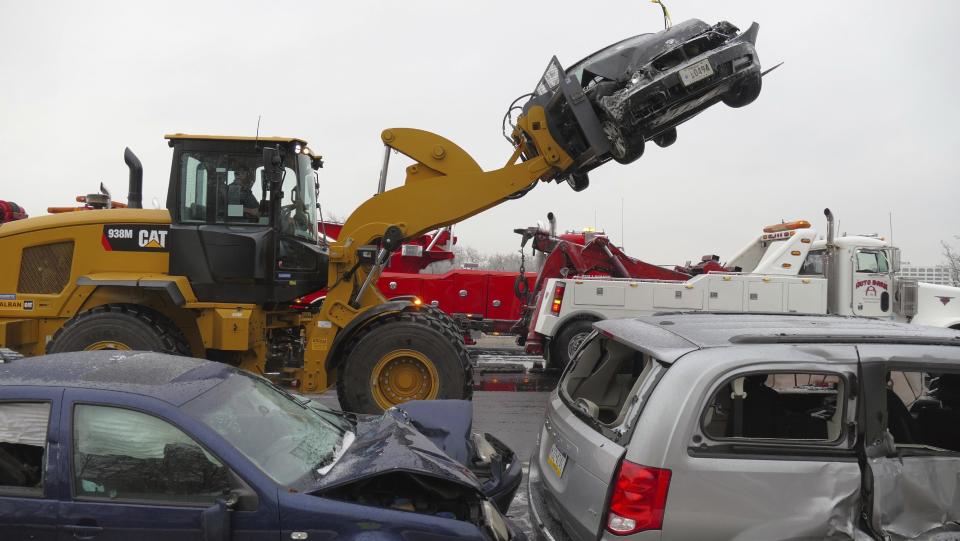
(560, 335, 659, 435)
(0, 402, 50, 496)
(887, 369, 960, 452)
(703, 372, 846, 442)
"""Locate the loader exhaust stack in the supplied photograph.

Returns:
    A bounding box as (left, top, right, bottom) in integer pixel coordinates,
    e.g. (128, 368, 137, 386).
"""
(124, 147, 143, 209)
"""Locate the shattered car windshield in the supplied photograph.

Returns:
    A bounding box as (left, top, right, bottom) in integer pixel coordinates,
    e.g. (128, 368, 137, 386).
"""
(568, 34, 651, 83)
(183, 373, 348, 485)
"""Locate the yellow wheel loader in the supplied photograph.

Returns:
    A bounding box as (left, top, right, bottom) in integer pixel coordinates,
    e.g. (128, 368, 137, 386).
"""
(0, 105, 576, 413)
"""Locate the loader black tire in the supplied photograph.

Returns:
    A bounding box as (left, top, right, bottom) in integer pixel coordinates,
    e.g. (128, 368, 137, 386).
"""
(47, 304, 190, 356)
(336, 308, 473, 414)
(549, 318, 597, 370)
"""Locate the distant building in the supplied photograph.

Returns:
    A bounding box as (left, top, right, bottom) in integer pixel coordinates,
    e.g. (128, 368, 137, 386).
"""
(900, 264, 958, 286)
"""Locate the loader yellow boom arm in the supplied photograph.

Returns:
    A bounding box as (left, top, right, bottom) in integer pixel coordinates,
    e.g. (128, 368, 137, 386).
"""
(298, 105, 574, 390)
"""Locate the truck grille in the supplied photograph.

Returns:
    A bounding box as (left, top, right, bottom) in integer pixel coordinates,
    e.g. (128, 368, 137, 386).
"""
(18, 241, 74, 294)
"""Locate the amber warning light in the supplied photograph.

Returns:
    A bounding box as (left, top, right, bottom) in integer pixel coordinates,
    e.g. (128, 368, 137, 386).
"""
(550, 282, 567, 315)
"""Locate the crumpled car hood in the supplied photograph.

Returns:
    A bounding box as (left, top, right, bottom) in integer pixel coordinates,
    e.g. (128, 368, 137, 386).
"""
(308, 407, 481, 494)
(574, 18, 757, 84)
(576, 19, 711, 82)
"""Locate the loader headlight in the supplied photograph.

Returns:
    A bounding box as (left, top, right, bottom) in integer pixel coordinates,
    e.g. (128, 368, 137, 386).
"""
(630, 71, 644, 85)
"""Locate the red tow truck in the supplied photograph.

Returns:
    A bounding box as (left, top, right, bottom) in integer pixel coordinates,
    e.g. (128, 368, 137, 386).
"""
(299, 214, 728, 349)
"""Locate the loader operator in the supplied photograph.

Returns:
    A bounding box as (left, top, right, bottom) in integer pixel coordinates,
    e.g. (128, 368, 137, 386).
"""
(227, 165, 259, 219)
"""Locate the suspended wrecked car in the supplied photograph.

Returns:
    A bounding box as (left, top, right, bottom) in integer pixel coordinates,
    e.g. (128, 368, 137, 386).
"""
(512, 19, 762, 191)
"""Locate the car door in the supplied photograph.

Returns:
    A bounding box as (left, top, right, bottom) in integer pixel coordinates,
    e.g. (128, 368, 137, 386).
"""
(0, 386, 61, 541)
(665, 345, 864, 540)
(57, 389, 278, 541)
(858, 345, 960, 539)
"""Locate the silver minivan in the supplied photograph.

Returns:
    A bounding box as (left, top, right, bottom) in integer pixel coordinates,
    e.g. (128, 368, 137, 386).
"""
(528, 313, 960, 540)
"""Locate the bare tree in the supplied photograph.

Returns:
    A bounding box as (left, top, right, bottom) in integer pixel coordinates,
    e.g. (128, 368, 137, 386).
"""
(943, 237, 960, 286)
(485, 252, 523, 272)
(422, 245, 524, 273)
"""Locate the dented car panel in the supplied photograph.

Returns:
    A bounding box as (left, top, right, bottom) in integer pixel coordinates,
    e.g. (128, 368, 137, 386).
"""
(859, 344, 960, 540)
(398, 400, 524, 513)
(309, 407, 481, 494)
(869, 457, 960, 540)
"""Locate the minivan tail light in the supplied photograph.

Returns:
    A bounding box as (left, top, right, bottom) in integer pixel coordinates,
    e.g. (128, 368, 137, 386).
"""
(606, 460, 671, 535)
(550, 282, 566, 315)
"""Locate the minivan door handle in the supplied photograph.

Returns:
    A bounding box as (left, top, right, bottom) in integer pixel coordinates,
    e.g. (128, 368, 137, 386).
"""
(63, 523, 103, 540)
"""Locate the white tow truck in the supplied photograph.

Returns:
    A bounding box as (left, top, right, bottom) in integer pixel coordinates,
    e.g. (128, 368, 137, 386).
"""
(528, 209, 960, 366)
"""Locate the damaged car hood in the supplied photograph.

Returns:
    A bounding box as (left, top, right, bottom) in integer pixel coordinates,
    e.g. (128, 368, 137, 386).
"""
(573, 19, 713, 82)
(308, 407, 481, 494)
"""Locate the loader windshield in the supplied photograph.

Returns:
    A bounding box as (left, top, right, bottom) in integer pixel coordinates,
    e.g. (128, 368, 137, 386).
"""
(283, 153, 318, 243)
(178, 150, 318, 243)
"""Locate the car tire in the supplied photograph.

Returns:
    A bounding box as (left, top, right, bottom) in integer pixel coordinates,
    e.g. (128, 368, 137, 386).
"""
(722, 73, 762, 108)
(46, 304, 190, 355)
(566, 172, 589, 192)
(601, 119, 645, 165)
(549, 319, 597, 370)
(653, 127, 678, 148)
(336, 309, 473, 414)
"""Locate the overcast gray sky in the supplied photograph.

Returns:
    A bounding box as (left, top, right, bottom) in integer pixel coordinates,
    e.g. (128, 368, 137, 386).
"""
(1, 1, 957, 265)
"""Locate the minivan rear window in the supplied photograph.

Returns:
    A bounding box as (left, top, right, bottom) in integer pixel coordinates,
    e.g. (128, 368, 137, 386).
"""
(560, 335, 660, 438)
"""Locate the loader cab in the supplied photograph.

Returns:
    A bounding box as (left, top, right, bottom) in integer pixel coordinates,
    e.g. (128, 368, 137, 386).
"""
(164, 134, 327, 304)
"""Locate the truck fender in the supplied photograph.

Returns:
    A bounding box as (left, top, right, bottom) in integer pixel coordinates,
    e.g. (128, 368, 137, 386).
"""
(553, 310, 606, 333)
(76, 276, 190, 307)
(324, 296, 419, 373)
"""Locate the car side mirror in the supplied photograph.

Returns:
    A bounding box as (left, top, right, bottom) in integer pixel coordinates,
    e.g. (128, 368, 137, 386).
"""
(201, 499, 231, 541)
(226, 469, 260, 512)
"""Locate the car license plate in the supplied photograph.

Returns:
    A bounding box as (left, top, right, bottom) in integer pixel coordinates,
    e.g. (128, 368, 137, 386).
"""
(547, 444, 567, 478)
(679, 59, 714, 87)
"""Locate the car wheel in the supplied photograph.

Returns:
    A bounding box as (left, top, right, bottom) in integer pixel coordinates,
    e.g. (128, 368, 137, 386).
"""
(46, 304, 190, 355)
(722, 73, 762, 108)
(565, 172, 589, 192)
(653, 127, 677, 148)
(601, 120, 645, 165)
(336, 309, 472, 414)
(549, 319, 596, 370)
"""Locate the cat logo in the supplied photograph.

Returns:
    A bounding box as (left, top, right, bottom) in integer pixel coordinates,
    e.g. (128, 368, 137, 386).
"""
(102, 225, 170, 252)
(138, 229, 167, 249)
